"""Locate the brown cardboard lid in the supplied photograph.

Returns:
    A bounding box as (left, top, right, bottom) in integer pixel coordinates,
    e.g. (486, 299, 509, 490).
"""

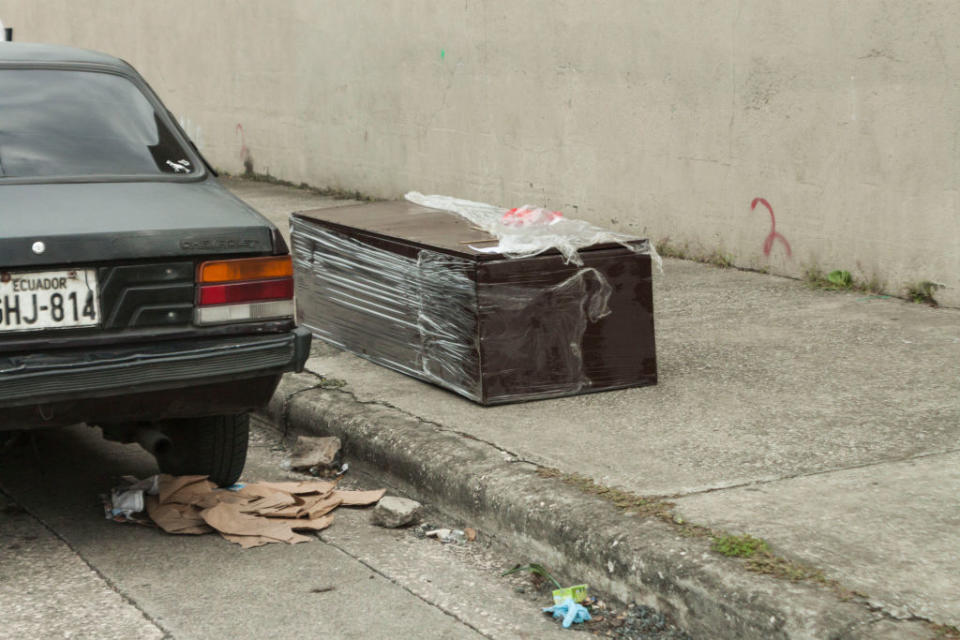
(292, 200, 645, 260)
(293, 200, 502, 259)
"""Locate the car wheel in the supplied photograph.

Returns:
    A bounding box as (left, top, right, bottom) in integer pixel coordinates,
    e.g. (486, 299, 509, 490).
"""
(155, 413, 249, 487)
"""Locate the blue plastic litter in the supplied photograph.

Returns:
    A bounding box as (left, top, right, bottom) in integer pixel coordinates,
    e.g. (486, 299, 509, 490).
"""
(543, 597, 592, 628)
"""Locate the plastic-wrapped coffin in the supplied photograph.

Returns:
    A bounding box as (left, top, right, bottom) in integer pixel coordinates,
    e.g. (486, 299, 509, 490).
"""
(290, 200, 656, 405)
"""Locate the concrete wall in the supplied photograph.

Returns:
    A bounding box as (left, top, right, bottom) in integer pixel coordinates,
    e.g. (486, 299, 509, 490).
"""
(2, 1, 958, 305)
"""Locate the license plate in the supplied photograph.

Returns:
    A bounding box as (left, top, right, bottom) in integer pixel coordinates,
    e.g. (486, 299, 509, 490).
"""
(0, 269, 101, 332)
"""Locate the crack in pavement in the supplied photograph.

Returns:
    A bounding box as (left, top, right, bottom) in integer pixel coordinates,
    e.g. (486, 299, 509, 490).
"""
(664, 446, 960, 500)
(0, 485, 172, 639)
(315, 533, 495, 640)
(291, 369, 960, 509)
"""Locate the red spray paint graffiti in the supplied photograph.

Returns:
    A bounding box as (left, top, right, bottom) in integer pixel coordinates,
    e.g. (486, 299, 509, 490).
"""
(751, 197, 791, 257)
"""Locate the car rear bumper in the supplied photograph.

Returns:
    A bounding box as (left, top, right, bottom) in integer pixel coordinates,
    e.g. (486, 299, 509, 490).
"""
(0, 326, 311, 409)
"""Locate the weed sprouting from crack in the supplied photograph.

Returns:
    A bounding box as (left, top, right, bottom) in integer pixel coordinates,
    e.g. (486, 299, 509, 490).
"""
(655, 239, 734, 269)
(804, 266, 886, 296)
(317, 376, 348, 390)
(746, 553, 826, 582)
(656, 242, 920, 305)
(711, 534, 833, 584)
(536, 467, 674, 518)
(536, 467, 860, 601)
(711, 533, 768, 557)
(706, 250, 735, 268)
(863, 275, 886, 295)
(655, 239, 690, 260)
(501, 563, 562, 589)
(905, 281, 943, 306)
(930, 622, 960, 639)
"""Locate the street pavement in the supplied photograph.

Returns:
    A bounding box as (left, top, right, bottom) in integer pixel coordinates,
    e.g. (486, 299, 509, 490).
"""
(226, 177, 960, 638)
(0, 422, 579, 640)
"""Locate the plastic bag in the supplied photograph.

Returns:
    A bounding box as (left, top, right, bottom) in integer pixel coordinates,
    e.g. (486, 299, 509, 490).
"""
(404, 192, 661, 270)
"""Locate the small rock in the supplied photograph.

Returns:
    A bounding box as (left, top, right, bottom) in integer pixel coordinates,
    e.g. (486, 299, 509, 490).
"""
(371, 496, 423, 528)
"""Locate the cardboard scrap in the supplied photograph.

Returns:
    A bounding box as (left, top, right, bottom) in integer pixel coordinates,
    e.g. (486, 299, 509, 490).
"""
(145, 496, 212, 535)
(240, 491, 299, 514)
(261, 498, 309, 519)
(292, 514, 335, 532)
(216, 515, 334, 549)
(107, 474, 383, 548)
(200, 502, 313, 546)
(288, 435, 341, 472)
(304, 494, 343, 519)
(157, 475, 212, 505)
(255, 480, 337, 495)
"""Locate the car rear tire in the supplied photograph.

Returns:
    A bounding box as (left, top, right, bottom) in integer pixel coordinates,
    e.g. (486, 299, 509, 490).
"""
(156, 413, 249, 487)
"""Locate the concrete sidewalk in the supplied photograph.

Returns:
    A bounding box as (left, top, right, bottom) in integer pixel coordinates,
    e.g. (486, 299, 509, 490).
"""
(227, 177, 959, 639)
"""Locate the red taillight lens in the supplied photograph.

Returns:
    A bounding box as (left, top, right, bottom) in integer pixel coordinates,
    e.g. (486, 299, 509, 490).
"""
(198, 278, 294, 305)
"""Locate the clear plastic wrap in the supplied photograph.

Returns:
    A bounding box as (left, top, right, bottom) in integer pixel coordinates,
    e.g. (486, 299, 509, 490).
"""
(290, 215, 652, 404)
(475, 266, 613, 400)
(404, 191, 662, 271)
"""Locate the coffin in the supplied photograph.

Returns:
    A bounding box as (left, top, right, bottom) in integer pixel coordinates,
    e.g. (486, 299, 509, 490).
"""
(290, 200, 656, 405)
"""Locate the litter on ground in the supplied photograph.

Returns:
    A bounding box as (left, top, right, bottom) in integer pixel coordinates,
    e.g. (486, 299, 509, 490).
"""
(103, 474, 385, 548)
(286, 435, 345, 477)
(543, 597, 592, 628)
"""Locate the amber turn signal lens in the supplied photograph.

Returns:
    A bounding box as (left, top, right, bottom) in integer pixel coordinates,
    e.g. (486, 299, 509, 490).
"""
(199, 256, 293, 283)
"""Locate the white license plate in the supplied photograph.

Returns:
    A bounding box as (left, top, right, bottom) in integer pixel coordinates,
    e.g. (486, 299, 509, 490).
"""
(0, 269, 101, 332)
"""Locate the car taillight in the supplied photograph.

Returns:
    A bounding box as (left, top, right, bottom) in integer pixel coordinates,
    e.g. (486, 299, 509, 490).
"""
(195, 256, 294, 325)
(198, 279, 294, 305)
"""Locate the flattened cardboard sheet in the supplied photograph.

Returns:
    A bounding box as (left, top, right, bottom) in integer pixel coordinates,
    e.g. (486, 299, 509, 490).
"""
(108, 475, 383, 548)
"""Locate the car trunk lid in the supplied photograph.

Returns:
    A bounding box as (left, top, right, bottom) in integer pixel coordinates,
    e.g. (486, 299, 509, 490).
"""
(0, 180, 274, 268)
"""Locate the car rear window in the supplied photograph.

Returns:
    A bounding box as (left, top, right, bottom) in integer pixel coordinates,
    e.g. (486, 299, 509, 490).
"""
(0, 69, 197, 179)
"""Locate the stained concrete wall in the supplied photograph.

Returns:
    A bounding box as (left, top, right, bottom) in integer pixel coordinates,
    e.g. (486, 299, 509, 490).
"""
(1, 1, 957, 305)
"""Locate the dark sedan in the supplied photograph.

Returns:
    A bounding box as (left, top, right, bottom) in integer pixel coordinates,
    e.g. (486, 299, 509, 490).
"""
(0, 43, 310, 485)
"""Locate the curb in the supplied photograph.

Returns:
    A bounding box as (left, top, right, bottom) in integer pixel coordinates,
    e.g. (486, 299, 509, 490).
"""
(257, 371, 932, 640)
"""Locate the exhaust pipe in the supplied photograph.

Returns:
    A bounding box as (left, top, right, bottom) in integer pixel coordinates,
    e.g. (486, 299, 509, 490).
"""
(134, 427, 172, 457)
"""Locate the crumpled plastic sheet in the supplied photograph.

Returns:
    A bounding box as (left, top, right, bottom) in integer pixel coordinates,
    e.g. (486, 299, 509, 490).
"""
(404, 191, 662, 272)
(543, 597, 593, 628)
(107, 475, 160, 519)
(291, 217, 618, 403)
